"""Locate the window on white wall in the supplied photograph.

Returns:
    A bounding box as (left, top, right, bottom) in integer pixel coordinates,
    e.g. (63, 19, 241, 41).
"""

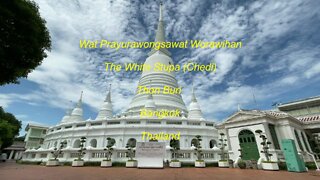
(301, 132, 310, 152)
(191, 138, 199, 147)
(90, 139, 97, 148)
(209, 139, 217, 148)
(294, 130, 304, 151)
(127, 138, 137, 147)
(73, 139, 80, 148)
(268, 124, 280, 149)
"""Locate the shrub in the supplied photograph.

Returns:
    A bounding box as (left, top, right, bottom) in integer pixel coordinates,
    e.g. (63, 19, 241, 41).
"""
(238, 160, 246, 169)
(181, 162, 194, 167)
(103, 137, 115, 161)
(76, 137, 87, 160)
(305, 162, 317, 170)
(255, 130, 273, 162)
(112, 162, 126, 167)
(84, 162, 100, 166)
(278, 162, 287, 170)
(74, 159, 84, 161)
(125, 143, 136, 161)
(206, 162, 219, 167)
(51, 141, 67, 160)
(63, 162, 72, 166)
(170, 139, 180, 161)
(19, 161, 42, 165)
(193, 135, 203, 161)
(262, 161, 277, 163)
(218, 133, 228, 161)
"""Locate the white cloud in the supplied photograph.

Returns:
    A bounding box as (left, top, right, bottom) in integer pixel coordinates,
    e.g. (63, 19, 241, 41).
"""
(305, 62, 320, 79)
(2, 0, 319, 123)
(0, 94, 13, 108)
(279, 76, 299, 85)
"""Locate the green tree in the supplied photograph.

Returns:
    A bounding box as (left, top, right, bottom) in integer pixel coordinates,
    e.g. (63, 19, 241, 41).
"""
(103, 137, 115, 161)
(0, 0, 51, 85)
(170, 139, 180, 161)
(0, 107, 22, 149)
(193, 135, 203, 161)
(218, 133, 228, 161)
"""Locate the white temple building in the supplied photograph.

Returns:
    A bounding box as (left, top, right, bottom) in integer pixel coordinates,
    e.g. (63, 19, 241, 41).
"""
(22, 3, 320, 166)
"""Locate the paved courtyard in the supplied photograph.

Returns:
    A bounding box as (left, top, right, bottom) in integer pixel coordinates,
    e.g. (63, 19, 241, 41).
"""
(0, 161, 319, 180)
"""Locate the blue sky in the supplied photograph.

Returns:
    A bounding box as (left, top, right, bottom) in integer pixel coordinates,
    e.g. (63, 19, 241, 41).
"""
(0, 0, 319, 136)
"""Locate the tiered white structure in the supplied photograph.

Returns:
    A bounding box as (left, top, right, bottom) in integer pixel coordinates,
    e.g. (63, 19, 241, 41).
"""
(22, 3, 318, 165)
(22, 3, 220, 163)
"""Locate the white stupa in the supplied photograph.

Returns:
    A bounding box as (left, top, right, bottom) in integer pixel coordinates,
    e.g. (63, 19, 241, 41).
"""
(126, 3, 187, 116)
(24, 3, 219, 163)
(22, 3, 318, 165)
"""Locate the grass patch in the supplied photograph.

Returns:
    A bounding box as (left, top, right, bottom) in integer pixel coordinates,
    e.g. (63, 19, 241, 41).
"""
(278, 162, 287, 170)
(305, 162, 317, 170)
(48, 159, 58, 161)
(84, 162, 100, 166)
(181, 162, 194, 167)
(262, 161, 277, 163)
(73, 159, 84, 161)
(17, 161, 42, 165)
(62, 162, 72, 166)
(206, 162, 219, 167)
(112, 162, 126, 167)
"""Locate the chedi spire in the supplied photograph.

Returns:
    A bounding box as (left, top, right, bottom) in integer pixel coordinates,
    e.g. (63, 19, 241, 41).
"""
(69, 91, 84, 122)
(148, 2, 171, 57)
(96, 84, 113, 120)
(188, 86, 204, 120)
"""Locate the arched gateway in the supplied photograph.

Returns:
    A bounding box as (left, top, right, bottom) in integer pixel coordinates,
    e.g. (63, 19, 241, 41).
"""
(238, 130, 260, 160)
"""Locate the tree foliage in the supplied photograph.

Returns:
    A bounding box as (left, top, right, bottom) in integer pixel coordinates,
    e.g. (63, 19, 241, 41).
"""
(218, 133, 228, 161)
(50, 140, 67, 160)
(255, 129, 273, 162)
(0, 0, 51, 85)
(0, 107, 22, 149)
(103, 137, 115, 161)
(170, 139, 180, 161)
(76, 137, 86, 160)
(193, 135, 203, 160)
(125, 142, 135, 161)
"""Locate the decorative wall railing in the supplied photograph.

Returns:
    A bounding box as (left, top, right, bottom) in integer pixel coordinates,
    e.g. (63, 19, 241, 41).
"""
(22, 148, 221, 162)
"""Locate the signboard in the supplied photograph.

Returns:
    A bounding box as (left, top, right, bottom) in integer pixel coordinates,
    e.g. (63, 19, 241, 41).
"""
(136, 142, 166, 168)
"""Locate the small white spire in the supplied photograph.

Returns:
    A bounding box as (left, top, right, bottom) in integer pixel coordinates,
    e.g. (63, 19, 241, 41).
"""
(66, 100, 73, 115)
(60, 100, 73, 124)
(105, 84, 111, 103)
(159, 2, 163, 21)
(96, 85, 113, 120)
(191, 85, 197, 102)
(155, 2, 165, 42)
(188, 84, 204, 120)
(76, 91, 83, 108)
(148, 2, 171, 56)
